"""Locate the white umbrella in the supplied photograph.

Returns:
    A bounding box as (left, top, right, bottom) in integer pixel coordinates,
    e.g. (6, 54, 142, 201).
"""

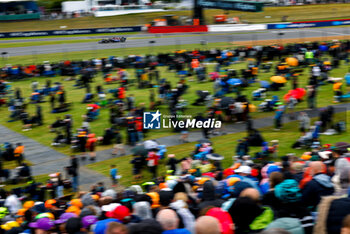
(206, 153, 224, 161)
(144, 140, 159, 150)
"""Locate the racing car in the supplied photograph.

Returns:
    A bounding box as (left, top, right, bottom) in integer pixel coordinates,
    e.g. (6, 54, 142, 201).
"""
(98, 37, 127, 44)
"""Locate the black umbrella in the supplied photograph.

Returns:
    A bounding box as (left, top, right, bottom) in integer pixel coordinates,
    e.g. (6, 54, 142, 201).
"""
(335, 142, 349, 153)
(206, 153, 224, 161)
(220, 97, 235, 109)
(196, 90, 210, 98)
(198, 139, 212, 144)
(131, 144, 148, 156)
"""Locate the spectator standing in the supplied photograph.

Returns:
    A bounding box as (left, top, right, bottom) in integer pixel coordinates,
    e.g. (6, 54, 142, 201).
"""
(14, 143, 24, 166)
(36, 104, 43, 126)
(4, 191, 21, 215)
(307, 85, 317, 109)
(110, 165, 118, 187)
(112, 129, 125, 156)
(68, 155, 79, 193)
(147, 149, 159, 180)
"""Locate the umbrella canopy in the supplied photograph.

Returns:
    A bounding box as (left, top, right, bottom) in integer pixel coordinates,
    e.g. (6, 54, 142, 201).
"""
(144, 140, 159, 150)
(220, 97, 235, 109)
(227, 78, 242, 86)
(319, 44, 328, 52)
(87, 104, 100, 111)
(196, 90, 210, 98)
(209, 72, 220, 80)
(241, 103, 257, 112)
(260, 80, 270, 88)
(206, 153, 224, 161)
(284, 88, 306, 101)
(291, 88, 306, 99)
(270, 76, 287, 84)
(248, 104, 257, 112)
(88, 133, 96, 138)
(333, 82, 343, 90)
(335, 142, 349, 153)
(131, 144, 148, 156)
(199, 139, 212, 144)
(286, 57, 298, 67)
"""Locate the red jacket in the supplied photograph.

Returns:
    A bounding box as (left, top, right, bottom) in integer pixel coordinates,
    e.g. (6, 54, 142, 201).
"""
(147, 152, 159, 166)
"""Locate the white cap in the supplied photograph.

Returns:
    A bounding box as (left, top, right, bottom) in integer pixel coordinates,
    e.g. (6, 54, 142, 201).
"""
(234, 165, 252, 174)
(318, 151, 332, 159)
(101, 203, 120, 212)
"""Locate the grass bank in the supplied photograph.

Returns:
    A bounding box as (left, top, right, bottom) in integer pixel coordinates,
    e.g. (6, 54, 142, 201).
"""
(2, 4, 350, 32)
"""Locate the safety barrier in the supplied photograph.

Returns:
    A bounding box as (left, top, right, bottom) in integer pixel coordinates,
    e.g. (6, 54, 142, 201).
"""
(0, 26, 142, 38)
(267, 18, 350, 30)
(148, 25, 208, 33)
(208, 24, 267, 32)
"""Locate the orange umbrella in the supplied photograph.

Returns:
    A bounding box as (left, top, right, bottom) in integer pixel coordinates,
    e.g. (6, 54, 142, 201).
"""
(270, 76, 287, 84)
(249, 104, 257, 112)
(87, 104, 100, 111)
(333, 82, 342, 91)
(241, 103, 257, 112)
(88, 133, 96, 138)
(286, 57, 298, 66)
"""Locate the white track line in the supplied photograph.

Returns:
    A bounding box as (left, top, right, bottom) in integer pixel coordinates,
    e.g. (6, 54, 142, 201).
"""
(303, 29, 346, 36)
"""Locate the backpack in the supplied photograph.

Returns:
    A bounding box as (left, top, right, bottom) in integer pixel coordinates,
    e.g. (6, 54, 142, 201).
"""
(335, 121, 346, 133)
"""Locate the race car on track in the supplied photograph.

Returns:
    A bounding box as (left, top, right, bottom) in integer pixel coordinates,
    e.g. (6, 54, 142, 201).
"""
(98, 37, 127, 44)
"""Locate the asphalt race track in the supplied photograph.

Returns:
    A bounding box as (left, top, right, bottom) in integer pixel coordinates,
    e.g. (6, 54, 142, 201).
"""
(2, 26, 350, 56)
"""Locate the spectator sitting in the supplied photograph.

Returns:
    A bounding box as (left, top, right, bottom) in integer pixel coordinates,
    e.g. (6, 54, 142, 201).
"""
(314, 196, 350, 234)
(156, 209, 190, 234)
(301, 161, 335, 211)
(195, 216, 221, 234)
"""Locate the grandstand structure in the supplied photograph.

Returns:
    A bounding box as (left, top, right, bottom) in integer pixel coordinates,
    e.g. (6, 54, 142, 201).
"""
(0, 0, 40, 20)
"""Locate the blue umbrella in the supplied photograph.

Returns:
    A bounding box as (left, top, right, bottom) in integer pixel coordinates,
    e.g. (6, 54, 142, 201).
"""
(227, 78, 242, 85)
(220, 80, 227, 86)
(319, 45, 328, 52)
(260, 80, 270, 88)
(178, 70, 188, 76)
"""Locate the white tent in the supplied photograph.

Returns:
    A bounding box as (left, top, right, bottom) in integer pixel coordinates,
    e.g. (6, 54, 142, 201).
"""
(0, 0, 35, 2)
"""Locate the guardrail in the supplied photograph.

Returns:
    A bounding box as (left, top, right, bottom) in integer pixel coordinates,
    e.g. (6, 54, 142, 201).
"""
(208, 24, 267, 32)
(0, 26, 142, 38)
(2, 18, 349, 38)
(267, 19, 350, 29)
(148, 25, 208, 33)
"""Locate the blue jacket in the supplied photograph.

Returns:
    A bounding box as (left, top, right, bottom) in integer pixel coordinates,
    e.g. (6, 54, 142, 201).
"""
(163, 229, 191, 234)
(301, 173, 334, 210)
(110, 168, 117, 178)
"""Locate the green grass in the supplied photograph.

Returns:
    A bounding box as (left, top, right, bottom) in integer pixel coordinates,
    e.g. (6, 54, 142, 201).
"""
(2, 160, 32, 170)
(0, 33, 237, 49)
(1, 174, 74, 197)
(1, 48, 350, 156)
(1, 174, 48, 191)
(0, 39, 100, 48)
(0, 32, 139, 40)
(0, 32, 265, 49)
(86, 111, 350, 186)
(0, 42, 231, 66)
(2, 4, 350, 32)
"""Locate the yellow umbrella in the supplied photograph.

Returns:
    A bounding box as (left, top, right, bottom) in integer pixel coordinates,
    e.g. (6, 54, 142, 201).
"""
(270, 76, 287, 84)
(286, 57, 298, 66)
(324, 61, 331, 65)
(301, 152, 312, 161)
(248, 104, 257, 112)
(333, 82, 342, 91)
(241, 103, 257, 112)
